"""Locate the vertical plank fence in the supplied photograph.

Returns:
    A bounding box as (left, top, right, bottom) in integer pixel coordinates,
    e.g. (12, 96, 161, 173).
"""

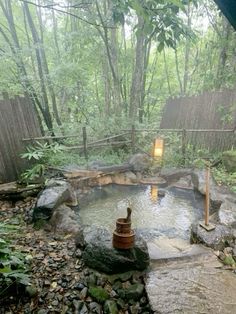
(0, 95, 42, 183)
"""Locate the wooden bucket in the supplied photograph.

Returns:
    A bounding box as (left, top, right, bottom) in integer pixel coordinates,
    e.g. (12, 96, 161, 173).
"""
(116, 218, 131, 234)
(113, 230, 135, 249)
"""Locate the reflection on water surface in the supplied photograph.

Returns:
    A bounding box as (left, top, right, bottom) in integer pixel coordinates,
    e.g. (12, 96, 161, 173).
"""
(78, 184, 203, 240)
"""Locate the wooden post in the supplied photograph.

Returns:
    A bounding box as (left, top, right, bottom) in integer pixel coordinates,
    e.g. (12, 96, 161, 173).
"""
(82, 126, 88, 161)
(131, 125, 135, 154)
(182, 128, 187, 165)
(199, 164, 215, 231)
(205, 166, 210, 226)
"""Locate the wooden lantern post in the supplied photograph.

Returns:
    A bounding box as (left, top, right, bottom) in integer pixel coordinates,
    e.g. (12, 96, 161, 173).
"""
(152, 138, 164, 159)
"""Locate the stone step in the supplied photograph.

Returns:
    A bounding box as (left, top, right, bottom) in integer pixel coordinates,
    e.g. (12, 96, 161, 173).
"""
(147, 236, 213, 263)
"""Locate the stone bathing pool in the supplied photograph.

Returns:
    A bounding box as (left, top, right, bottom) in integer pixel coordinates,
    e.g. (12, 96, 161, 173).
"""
(77, 184, 205, 259)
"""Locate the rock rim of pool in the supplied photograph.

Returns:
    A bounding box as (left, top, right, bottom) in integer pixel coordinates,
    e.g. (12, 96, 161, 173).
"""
(76, 226, 150, 274)
(32, 166, 236, 242)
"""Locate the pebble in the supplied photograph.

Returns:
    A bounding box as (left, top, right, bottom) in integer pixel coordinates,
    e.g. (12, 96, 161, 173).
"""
(37, 310, 48, 314)
(74, 282, 85, 290)
(89, 301, 102, 313)
(80, 287, 88, 300)
(1, 197, 152, 314)
(51, 300, 59, 306)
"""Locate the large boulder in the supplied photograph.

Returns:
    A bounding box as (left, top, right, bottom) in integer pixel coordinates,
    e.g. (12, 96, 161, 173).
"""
(48, 204, 81, 234)
(81, 227, 150, 274)
(33, 180, 77, 220)
(128, 154, 152, 172)
(222, 150, 236, 172)
(160, 168, 192, 185)
(191, 223, 235, 250)
(219, 199, 236, 227)
(191, 170, 223, 212)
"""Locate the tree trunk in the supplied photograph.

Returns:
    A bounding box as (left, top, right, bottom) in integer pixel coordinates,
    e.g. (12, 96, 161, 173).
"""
(0, 0, 53, 132)
(35, 2, 62, 127)
(183, 3, 191, 95)
(129, 15, 146, 121)
(174, 49, 183, 95)
(163, 49, 172, 96)
(216, 18, 231, 88)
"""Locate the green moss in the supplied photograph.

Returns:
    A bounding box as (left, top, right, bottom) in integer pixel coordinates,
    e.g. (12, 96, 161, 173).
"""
(33, 219, 46, 230)
(88, 286, 109, 303)
(223, 255, 236, 266)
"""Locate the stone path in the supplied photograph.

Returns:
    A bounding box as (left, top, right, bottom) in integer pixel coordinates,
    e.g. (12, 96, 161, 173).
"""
(146, 246, 236, 314)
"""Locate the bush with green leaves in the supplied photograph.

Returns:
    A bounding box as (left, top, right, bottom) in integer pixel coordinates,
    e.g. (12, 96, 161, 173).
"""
(21, 141, 63, 182)
(213, 167, 236, 193)
(0, 223, 30, 298)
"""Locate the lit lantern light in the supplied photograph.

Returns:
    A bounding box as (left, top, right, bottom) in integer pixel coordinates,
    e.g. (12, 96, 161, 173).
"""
(152, 138, 164, 158)
(150, 185, 158, 202)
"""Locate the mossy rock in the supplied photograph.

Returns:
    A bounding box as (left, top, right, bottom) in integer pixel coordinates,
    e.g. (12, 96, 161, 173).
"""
(88, 286, 109, 303)
(222, 150, 236, 172)
(223, 255, 236, 267)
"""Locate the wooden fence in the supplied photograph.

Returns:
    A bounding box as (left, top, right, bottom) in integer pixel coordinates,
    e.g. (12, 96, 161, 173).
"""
(22, 125, 235, 169)
(160, 88, 236, 151)
(0, 96, 42, 183)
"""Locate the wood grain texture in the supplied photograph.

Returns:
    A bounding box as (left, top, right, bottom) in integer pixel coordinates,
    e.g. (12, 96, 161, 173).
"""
(0, 96, 42, 182)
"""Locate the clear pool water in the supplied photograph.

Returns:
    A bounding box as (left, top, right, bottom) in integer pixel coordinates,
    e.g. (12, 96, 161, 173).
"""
(78, 184, 204, 241)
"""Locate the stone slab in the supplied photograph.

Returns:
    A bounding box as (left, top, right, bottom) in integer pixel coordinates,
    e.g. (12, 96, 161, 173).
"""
(147, 237, 212, 261)
(146, 253, 236, 314)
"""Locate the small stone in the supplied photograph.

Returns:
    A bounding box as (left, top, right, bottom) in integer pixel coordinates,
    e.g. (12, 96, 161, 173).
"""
(80, 287, 88, 300)
(44, 280, 51, 286)
(73, 300, 84, 311)
(89, 302, 102, 313)
(122, 281, 131, 289)
(224, 247, 233, 255)
(83, 269, 90, 276)
(75, 265, 82, 270)
(116, 298, 126, 310)
(47, 292, 55, 299)
(233, 247, 236, 260)
(26, 285, 38, 298)
(104, 300, 119, 314)
(112, 281, 122, 291)
(37, 310, 48, 314)
(97, 276, 106, 287)
(110, 290, 117, 298)
(57, 294, 63, 301)
(80, 304, 89, 314)
(61, 282, 67, 288)
(130, 303, 140, 314)
(140, 296, 147, 305)
(74, 282, 85, 290)
(116, 271, 134, 282)
(117, 289, 125, 299)
(52, 300, 59, 306)
(124, 284, 144, 301)
(75, 248, 82, 258)
(88, 273, 97, 287)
